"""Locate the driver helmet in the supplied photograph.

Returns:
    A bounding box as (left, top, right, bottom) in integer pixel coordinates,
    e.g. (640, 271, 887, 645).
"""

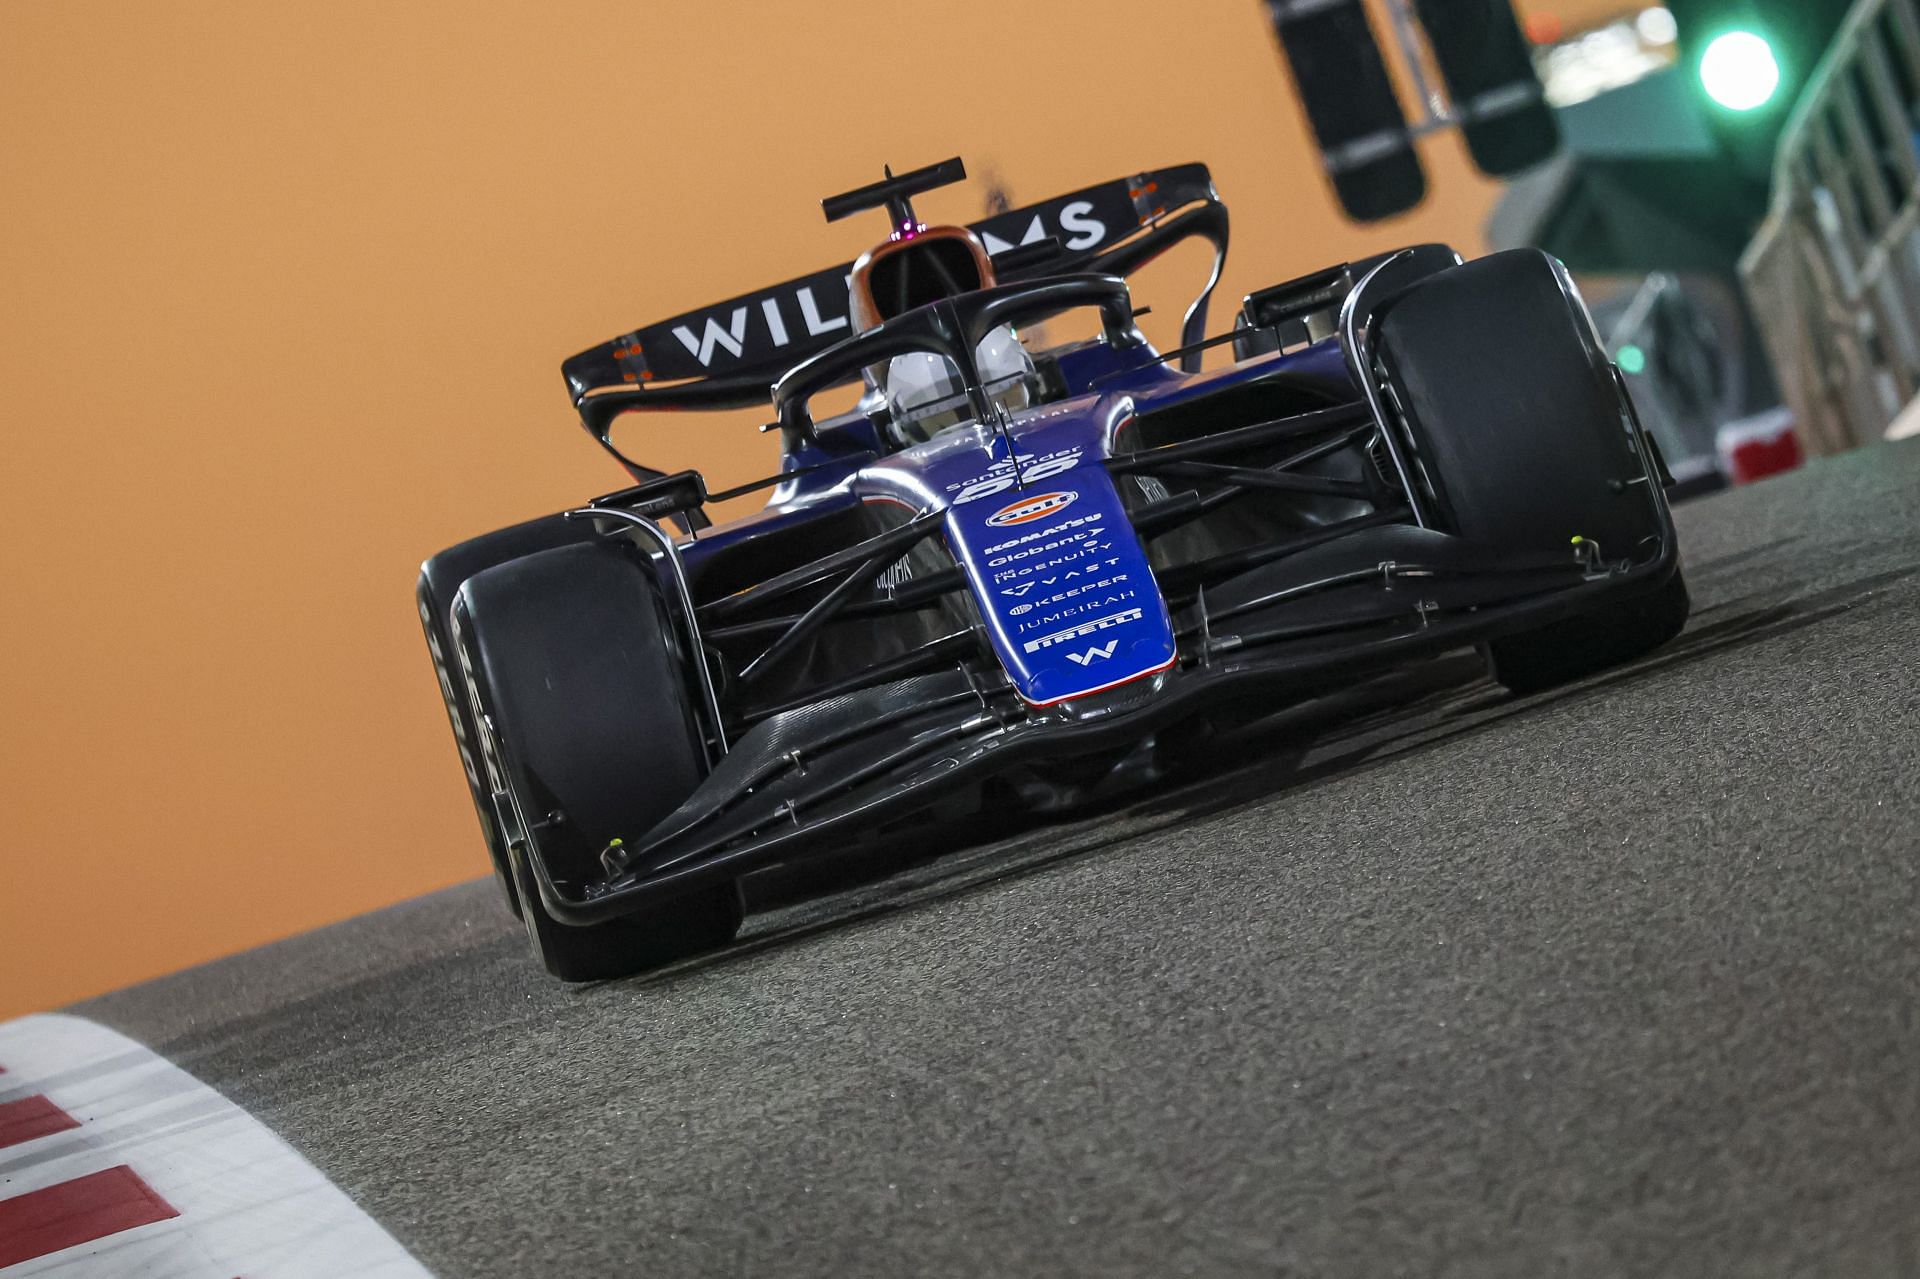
(848, 224, 1035, 445)
(884, 325, 1035, 445)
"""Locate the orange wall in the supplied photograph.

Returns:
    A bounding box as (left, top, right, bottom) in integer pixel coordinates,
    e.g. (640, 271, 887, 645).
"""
(2, 0, 1584, 1016)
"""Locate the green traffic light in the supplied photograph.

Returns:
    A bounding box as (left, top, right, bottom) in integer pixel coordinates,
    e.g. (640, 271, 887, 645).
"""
(1700, 30, 1782, 112)
(1618, 344, 1648, 375)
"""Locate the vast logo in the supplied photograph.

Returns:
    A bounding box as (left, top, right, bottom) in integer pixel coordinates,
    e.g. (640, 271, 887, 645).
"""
(1066, 641, 1119, 666)
(986, 491, 1077, 528)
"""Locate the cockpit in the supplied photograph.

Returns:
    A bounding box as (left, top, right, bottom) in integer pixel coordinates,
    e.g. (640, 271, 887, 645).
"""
(763, 159, 1167, 461)
(882, 324, 1036, 445)
(832, 163, 1042, 450)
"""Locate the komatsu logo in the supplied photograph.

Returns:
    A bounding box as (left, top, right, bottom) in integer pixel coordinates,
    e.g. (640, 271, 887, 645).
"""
(984, 512, 1103, 556)
(1066, 641, 1119, 666)
(986, 491, 1077, 528)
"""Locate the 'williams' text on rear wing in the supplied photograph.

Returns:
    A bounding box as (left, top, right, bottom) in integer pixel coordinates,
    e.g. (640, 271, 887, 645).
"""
(561, 163, 1225, 422)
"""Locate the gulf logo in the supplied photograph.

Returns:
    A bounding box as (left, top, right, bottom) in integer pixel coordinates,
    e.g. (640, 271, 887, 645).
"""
(985, 490, 1077, 528)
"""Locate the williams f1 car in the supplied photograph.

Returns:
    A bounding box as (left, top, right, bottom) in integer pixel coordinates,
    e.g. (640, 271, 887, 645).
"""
(419, 158, 1688, 979)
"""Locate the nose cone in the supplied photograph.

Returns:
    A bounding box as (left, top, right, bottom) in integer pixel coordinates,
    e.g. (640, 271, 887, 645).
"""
(944, 465, 1177, 706)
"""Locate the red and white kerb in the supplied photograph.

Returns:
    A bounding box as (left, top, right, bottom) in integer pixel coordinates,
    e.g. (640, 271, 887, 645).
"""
(0, 1014, 431, 1277)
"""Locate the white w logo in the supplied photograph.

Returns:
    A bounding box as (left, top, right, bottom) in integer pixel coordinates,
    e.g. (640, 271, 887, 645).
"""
(672, 307, 750, 366)
(1066, 641, 1118, 666)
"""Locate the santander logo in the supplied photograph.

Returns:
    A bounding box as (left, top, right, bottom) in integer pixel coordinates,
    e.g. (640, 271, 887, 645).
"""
(985, 490, 1077, 528)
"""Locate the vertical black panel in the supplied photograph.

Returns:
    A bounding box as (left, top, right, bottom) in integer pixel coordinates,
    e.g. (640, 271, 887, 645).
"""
(1410, 0, 1560, 175)
(1267, 0, 1428, 222)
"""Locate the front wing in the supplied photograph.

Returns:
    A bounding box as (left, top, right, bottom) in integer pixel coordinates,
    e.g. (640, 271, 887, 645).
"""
(527, 541, 1678, 925)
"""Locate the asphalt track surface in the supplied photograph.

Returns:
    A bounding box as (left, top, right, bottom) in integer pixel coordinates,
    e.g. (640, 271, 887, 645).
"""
(79, 439, 1920, 1278)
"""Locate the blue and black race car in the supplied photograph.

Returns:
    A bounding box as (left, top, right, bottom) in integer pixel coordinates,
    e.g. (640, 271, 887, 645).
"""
(419, 158, 1688, 979)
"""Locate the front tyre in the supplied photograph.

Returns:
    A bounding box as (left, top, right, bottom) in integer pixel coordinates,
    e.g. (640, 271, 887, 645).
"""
(453, 540, 741, 981)
(419, 514, 601, 916)
(1375, 249, 1689, 695)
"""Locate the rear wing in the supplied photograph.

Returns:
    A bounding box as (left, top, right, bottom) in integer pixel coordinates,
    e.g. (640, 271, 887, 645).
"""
(564, 163, 1227, 464)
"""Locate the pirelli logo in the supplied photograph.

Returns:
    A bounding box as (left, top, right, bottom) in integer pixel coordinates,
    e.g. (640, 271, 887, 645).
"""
(1021, 608, 1144, 654)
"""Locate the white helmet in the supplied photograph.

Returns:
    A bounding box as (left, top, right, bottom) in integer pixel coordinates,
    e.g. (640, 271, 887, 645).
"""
(884, 324, 1035, 445)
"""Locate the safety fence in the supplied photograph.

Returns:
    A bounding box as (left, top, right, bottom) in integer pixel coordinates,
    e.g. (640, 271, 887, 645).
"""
(1741, 0, 1920, 453)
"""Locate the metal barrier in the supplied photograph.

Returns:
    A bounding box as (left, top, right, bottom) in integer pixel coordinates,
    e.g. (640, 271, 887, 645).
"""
(1741, 0, 1920, 453)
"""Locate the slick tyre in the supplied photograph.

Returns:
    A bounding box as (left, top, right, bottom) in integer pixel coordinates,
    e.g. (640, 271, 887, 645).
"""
(453, 540, 741, 981)
(1374, 249, 1688, 695)
(418, 514, 599, 917)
